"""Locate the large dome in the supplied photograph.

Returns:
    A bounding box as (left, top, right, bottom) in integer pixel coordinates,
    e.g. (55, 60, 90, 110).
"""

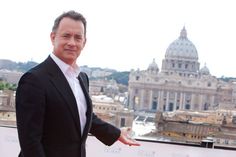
(165, 27, 198, 60)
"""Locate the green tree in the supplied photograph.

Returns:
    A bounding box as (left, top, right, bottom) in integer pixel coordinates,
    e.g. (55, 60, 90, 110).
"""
(0, 82, 4, 90)
(0, 82, 17, 91)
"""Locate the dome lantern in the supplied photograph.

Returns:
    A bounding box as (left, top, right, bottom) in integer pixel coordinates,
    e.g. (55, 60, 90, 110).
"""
(179, 26, 187, 39)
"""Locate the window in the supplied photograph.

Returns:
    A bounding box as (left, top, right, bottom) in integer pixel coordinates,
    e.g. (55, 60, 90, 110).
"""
(204, 103, 208, 110)
(176, 106, 179, 110)
(169, 102, 174, 111)
(152, 101, 158, 110)
(120, 118, 125, 127)
(178, 63, 182, 68)
(185, 64, 188, 69)
(207, 82, 211, 87)
(185, 104, 190, 110)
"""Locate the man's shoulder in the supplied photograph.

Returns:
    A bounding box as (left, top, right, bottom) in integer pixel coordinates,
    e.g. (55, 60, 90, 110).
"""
(79, 71, 89, 81)
(21, 56, 53, 78)
(18, 57, 56, 85)
(79, 71, 88, 77)
(79, 72, 89, 89)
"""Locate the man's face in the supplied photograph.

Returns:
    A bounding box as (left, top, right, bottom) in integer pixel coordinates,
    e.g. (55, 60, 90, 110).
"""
(50, 17, 86, 65)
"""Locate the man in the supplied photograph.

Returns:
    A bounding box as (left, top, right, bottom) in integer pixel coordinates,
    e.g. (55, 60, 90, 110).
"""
(16, 10, 139, 157)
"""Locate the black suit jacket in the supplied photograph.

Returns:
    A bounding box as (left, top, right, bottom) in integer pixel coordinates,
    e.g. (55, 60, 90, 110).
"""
(16, 56, 120, 157)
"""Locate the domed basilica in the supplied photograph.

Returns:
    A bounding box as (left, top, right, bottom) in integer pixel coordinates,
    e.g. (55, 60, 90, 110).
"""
(128, 27, 236, 112)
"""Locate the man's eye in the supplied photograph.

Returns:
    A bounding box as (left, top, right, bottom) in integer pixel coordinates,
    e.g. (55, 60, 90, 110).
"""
(75, 36, 83, 41)
(63, 34, 70, 38)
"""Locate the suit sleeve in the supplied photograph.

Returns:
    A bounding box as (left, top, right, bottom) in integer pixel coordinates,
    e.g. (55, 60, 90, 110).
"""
(89, 113, 121, 146)
(15, 72, 46, 157)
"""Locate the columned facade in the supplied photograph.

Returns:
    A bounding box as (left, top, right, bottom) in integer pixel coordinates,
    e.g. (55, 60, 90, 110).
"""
(128, 27, 236, 112)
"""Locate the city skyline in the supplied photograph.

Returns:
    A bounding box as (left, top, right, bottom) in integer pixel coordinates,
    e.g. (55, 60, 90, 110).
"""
(0, 0, 236, 77)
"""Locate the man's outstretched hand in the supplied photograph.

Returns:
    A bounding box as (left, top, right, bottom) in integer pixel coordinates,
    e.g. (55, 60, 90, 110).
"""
(118, 127, 140, 146)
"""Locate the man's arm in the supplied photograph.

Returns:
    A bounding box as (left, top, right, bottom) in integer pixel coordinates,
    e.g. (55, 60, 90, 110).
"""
(89, 113, 121, 146)
(90, 113, 140, 146)
(16, 72, 46, 157)
(82, 72, 139, 146)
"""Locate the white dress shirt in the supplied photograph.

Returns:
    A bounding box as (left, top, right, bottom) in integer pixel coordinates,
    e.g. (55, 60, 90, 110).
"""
(50, 53, 87, 135)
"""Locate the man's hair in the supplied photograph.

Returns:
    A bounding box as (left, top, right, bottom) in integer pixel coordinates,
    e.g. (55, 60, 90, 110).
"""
(52, 10, 87, 36)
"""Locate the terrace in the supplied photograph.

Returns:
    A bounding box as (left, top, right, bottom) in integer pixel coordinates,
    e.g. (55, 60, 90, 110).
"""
(1, 125, 235, 157)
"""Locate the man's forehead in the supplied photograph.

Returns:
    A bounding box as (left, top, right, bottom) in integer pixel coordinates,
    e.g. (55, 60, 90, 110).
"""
(57, 19, 85, 34)
(58, 18, 84, 29)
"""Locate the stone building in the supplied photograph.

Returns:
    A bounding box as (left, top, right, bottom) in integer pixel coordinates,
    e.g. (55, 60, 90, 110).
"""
(154, 110, 236, 146)
(128, 27, 236, 112)
(0, 90, 15, 111)
(89, 79, 119, 97)
(92, 95, 134, 128)
(0, 90, 16, 126)
(0, 69, 23, 84)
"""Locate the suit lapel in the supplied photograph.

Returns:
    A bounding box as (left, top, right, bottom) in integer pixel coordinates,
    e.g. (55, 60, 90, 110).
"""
(44, 56, 82, 135)
(78, 73, 93, 138)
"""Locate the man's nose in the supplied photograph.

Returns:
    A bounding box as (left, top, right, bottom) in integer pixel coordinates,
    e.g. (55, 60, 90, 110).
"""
(68, 37, 76, 46)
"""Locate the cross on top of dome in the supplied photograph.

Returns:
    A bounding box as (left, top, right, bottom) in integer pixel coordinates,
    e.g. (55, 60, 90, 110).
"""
(179, 26, 187, 39)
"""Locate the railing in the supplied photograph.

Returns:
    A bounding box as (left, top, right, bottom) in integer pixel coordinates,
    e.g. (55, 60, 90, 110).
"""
(0, 125, 235, 157)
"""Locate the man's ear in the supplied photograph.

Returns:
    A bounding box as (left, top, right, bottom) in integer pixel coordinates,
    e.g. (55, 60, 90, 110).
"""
(83, 38, 87, 48)
(50, 32, 56, 45)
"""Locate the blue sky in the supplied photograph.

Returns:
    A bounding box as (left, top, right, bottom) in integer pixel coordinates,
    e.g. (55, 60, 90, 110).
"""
(0, 0, 236, 77)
